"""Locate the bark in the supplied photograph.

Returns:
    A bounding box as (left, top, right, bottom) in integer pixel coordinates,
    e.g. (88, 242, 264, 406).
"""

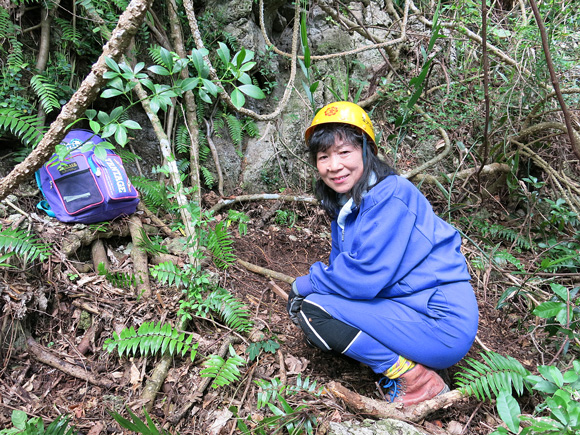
(167, 0, 202, 201)
(0, 0, 153, 201)
(128, 215, 152, 298)
(326, 381, 466, 422)
(26, 336, 114, 389)
(91, 239, 110, 273)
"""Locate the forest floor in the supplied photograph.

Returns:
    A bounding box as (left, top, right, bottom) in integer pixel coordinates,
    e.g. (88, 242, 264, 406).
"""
(0, 183, 545, 434)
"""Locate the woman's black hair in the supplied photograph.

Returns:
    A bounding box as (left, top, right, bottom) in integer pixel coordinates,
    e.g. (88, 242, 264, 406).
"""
(308, 123, 396, 219)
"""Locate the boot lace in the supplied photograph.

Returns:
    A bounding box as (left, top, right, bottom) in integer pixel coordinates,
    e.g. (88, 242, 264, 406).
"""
(378, 377, 403, 402)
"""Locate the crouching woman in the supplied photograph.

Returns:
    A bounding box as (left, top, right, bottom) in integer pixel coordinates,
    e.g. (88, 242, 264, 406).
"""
(287, 101, 479, 406)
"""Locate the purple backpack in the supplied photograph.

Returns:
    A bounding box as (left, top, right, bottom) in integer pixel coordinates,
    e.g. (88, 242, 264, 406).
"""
(36, 129, 139, 224)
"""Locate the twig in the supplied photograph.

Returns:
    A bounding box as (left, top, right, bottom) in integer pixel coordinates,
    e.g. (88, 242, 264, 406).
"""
(26, 336, 114, 389)
(269, 280, 289, 301)
(210, 193, 318, 214)
(168, 335, 241, 425)
(237, 259, 295, 284)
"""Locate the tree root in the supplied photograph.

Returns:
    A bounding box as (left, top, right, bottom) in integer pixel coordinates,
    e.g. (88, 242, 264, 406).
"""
(61, 221, 130, 258)
(128, 215, 151, 298)
(325, 381, 466, 422)
(26, 336, 114, 389)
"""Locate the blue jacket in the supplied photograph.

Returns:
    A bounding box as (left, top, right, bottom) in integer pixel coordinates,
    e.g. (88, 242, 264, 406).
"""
(295, 175, 472, 301)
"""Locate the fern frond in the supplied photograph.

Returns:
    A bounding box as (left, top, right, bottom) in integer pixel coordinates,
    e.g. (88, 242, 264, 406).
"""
(129, 176, 169, 212)
(494, 249, 525, 272)
(7, 40, 25, 71)
(243, 118, 260, 137)
(150, 261, 193, 289)
(205, 221, 235, 268)
(224, 113, 243, 146)
(0, 8, 13, 40)
(198, 131, 210, 162)
(0, 228, 51, 266)
(147, 46, 166, 68)
(200, 344, 245, 388)
(54, 17, 81, 46)
(103, 321, 198, 361)
(97, 262, 140, 289)
(200, 166, 215, 189)
(454, 351, 530, 401)
(205, 289, 253, 333)
(0, 108, 43, 146)
(175, 124, 191, 154)
(30, 74, 61, 113)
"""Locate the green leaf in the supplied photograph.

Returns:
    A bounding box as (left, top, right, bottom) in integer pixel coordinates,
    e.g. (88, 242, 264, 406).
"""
(237, 84, 265, 99)
(121, 120, 141, 130)
(101, 88, 124, 99)
(148, 65, 171, 76)
(217, 42, 231, 65)
(550, 283, 569, 301)
(115, 127, 128, 146)
(159, 47, 174, 71)
(105, 56, 121, 73)
(180, 77, 200, 92)
(533, 301, 566, 319)
(231, 88, 245, 109)
(11, 410, 28, 429)
(496, 391, 521, 433)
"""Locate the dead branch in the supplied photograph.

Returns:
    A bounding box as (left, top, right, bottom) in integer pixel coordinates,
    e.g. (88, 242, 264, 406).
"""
(137, 202, 179, 238)
(128, 215, 151, 298)
(268, 280, 289, 301)
(0, 0, 153, 201)
(26, 336, 114, 389)
(167, 335, 241, 425)
(528, 0, 580, 160)
(210, 193, 318, 214)
(325, 381, 466, 422)
(237, 259, 295, 284)
(410, 163, 511, 185)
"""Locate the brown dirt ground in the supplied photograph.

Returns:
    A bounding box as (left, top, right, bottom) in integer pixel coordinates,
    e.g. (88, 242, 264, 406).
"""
(0, 196, 543, 434)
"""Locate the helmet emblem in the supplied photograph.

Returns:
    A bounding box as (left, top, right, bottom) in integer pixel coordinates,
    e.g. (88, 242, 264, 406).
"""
(324, 106, 338, 116)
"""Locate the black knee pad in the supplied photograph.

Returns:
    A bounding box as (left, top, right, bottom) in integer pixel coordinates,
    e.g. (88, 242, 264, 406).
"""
(298, 300, 360, 353)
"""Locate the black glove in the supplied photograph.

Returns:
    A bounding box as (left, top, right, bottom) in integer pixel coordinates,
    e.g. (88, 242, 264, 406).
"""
(287, 281, 304, 326)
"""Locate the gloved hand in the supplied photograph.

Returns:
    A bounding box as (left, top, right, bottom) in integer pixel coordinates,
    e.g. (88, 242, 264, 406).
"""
(286, 281, 304, 326)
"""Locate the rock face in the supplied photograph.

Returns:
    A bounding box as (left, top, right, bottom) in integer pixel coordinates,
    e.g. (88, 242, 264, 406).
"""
(180, 0, 400, 195)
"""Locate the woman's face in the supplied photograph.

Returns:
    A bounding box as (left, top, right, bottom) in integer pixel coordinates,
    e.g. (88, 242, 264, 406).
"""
(316, 137, 364, 195)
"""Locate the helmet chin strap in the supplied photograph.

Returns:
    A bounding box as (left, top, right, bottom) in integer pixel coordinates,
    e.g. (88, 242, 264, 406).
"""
(362, 134, 368, 166)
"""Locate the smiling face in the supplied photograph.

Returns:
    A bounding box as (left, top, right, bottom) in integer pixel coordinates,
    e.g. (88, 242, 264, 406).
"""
(316, 137, 364, 195)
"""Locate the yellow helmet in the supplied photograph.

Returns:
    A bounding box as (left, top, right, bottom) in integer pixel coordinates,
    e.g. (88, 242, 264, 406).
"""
(304, 101, 377, 154)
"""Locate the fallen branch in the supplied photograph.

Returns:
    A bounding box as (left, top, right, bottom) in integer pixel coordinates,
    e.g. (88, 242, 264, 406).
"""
(325, 381, 466, 422)
(210, 193, 318, 214)
(26, 336, 114, 389)
(410, 163, 511, 185)
(236, 259, 295, 284)
(168, 335, 241, 425)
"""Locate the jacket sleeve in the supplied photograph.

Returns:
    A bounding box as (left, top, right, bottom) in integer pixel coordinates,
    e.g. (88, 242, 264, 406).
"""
(296, 194, 437, 299)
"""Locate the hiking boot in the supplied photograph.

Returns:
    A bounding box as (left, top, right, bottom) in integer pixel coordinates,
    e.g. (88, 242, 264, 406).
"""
(379, 363, 450, 406)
